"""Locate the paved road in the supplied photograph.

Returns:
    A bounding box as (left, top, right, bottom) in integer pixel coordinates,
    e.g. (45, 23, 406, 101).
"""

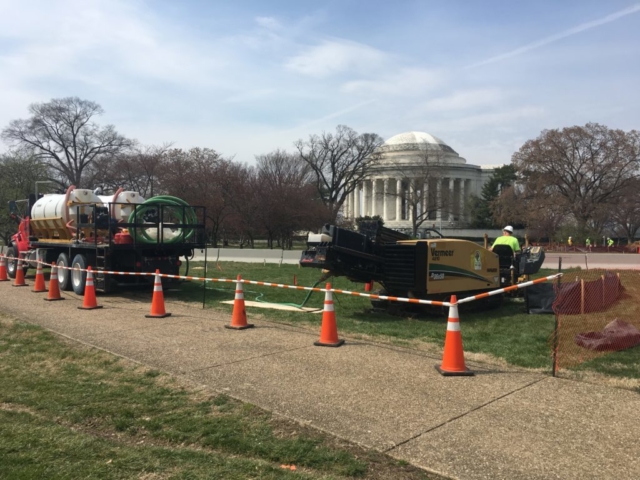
(1, 277, 638, 479)
(542, 252, 640, 270)
(5, 245, 638, 270)
(192, 247, 640, 270)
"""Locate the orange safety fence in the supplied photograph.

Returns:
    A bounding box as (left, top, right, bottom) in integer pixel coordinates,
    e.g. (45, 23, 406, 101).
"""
(551, 269, 640, 373)
(0, 254, 449, 307)
(553, 272, 623, 314)
(1, 254, 562, 309)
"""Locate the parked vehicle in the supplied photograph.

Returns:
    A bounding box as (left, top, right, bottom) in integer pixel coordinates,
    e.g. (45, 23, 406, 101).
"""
(7, 185, 205, 294)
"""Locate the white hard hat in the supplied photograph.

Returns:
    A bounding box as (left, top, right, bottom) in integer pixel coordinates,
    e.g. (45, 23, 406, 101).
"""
(503, 225, 514, 233)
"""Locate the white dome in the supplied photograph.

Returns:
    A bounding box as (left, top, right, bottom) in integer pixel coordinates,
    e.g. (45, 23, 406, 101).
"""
(381, 131, 458, 155)
(384, 131, 447, 147)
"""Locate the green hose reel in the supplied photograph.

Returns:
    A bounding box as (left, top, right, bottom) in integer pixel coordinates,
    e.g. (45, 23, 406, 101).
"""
(128, 195, 198, 244)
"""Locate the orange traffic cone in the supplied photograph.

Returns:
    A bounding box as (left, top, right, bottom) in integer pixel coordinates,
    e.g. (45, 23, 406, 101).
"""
(44, 264, 64, 301)
(314, 283, 344, 347)
(0, 254, 8, 282)
(146, 270, 171, 318)
(435, 296, 474, 376)
(32, 255, 46, 293)
(13, 253, 28, 287)
(78, 267, 103, 310)
(225, 274, 254, 330)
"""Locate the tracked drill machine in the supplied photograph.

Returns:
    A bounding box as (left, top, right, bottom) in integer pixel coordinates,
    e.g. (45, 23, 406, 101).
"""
(300, 221, 545, 308)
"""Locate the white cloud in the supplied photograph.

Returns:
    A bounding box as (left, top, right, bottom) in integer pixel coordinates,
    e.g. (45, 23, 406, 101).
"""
(435, 106, 544, 133)
(255, 16, 282, 30)
(224, 89, 277, 103)
(0, 0, 231, 92)
(423, 89, 506, 112)
(341, 67, 448, 96)
(285, 39, 388, 77)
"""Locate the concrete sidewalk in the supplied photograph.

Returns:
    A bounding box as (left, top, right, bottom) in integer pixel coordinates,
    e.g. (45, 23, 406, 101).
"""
(0, 281, 638, 480)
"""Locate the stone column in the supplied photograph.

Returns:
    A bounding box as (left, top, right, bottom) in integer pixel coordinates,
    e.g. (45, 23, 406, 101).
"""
(408, 179, 415, 222)
(344, 191, 350, 219)
(354, 183, 361, 218)
(435, 179, 441, 221)
(396, 179, 402, 221)
(459, 178, 466, 222)
(349, 189, 355, 219)
(423, 180, 428, 220)
(448, 178, 455, 221)
(363, 180, 370, 216)
(383, 178, 389, 221)
(371, 179, 377, 217)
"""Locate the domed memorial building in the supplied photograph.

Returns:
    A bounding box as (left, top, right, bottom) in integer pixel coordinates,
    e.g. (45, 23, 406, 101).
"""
(342, 131, 496, 235)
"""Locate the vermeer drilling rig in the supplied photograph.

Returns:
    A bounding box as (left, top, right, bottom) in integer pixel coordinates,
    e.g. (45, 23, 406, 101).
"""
(300, 221, 544, 308)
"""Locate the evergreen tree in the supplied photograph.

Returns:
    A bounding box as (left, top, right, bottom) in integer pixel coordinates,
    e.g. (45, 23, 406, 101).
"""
(468, 165, 516, 228)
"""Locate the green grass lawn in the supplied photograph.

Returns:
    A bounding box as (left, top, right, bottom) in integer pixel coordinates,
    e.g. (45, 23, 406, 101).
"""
(0, 316, 435, 480)
(171, 263, 640, 383)
(172, 262, 558, 371)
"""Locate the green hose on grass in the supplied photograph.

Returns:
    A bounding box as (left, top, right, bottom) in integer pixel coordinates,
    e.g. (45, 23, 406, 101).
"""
(128, 195, 198, 244)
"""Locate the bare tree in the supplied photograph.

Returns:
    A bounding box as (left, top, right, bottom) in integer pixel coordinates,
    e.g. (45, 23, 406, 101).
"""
(254, 150, 330, 248)
(492, 182, 567, 243)
(223, 163, 261, 247)
(88, 144, 171, 197)
(512, 123, 640, 239)
(1, 97, 133, 188)
(295, 125, 383, 223)
(608, 178, 640, 243)
(382, 147, 450, 237)
(159, 148, 235, 247)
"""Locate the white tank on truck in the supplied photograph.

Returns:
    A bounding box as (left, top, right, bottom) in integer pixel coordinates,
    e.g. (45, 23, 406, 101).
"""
(30, 188, 104, 240)
(97, 189, 145, 222)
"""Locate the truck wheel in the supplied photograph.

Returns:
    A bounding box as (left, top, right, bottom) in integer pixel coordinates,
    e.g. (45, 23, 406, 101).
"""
(57, 253, 72, 291)
(6, 246, 18, 279)
(5, 246, 28, 279)
(71, 254, 88, 295)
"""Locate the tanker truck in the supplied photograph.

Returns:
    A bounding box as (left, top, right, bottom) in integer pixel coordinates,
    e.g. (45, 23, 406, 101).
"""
(5, 186, 206, 294)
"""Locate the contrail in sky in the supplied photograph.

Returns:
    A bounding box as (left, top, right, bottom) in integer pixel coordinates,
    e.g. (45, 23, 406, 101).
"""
(466, 3, 640, 69)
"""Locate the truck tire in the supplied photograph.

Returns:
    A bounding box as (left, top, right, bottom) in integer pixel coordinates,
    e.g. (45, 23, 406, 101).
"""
(5, 246, 27, 279)
(6, 246, 18, 279)
(71, 254, 88, 295)
(57, 253, 72, 291)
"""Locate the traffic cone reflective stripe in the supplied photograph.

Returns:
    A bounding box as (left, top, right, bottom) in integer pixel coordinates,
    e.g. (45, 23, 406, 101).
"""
(32, 256, 46, 292)
(0, 255, 8, 282)
(13, 253, 28, 287)
(146, 270, 171, 318)
(78, 267, 102, 310)
(314, 283, 344, 347)
(44, 265, 64, 301)
(436, 295, 473, 376)
(225, 274, 254, 329)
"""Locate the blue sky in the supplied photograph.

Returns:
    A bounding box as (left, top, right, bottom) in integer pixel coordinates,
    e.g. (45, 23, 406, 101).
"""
(1, 0, 639, 166)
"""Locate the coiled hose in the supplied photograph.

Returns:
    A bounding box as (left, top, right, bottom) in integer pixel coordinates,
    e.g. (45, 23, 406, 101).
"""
(128, 195, 198, 244)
